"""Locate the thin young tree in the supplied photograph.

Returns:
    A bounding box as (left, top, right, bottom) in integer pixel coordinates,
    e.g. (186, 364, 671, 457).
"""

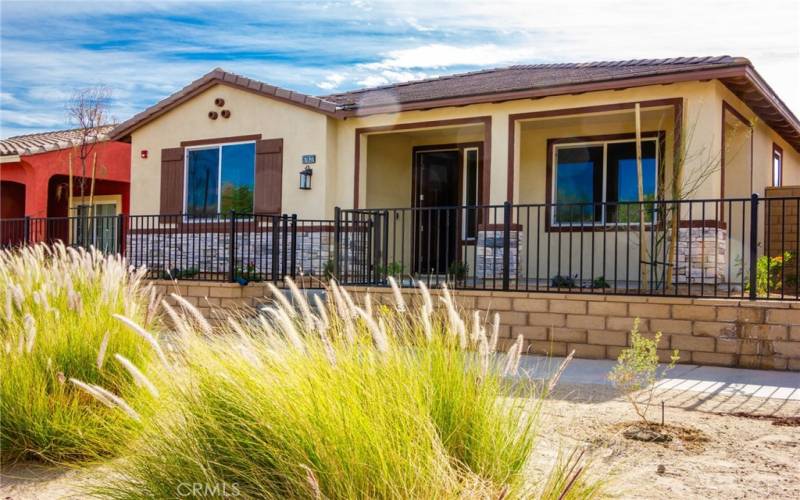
(66, 86, 112, 218)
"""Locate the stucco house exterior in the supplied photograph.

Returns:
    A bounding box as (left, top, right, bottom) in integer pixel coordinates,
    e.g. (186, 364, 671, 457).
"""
(0, 127, 130, 248)
(110, 56, 800, 289)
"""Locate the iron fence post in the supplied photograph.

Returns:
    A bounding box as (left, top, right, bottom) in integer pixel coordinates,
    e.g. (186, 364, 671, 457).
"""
(228, 210, 237, 282)
(116, 213, 125, 256)
(502, 201, 512, 291)
(749, 193, 759, 300)
(23, 216, 31, 246)
(271, 215, 280, 283)
(289, 214, 297, 279)
(333, 207, 341, 280)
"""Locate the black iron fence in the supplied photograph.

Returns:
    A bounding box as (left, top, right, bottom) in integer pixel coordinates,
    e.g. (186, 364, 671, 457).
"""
(2, 194, 799, 299)
(339, 195, 800, 300)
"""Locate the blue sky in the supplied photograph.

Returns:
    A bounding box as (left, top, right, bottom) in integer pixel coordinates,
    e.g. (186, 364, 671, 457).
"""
(1, 0, 798, 138)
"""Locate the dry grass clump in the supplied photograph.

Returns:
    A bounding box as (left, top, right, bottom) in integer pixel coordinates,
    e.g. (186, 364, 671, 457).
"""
(96, 278, 601, 499)
(0, 243, 160, 463)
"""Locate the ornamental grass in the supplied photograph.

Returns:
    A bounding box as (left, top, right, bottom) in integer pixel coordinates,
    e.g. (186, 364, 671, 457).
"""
(95, 278, 600, 499)
(0, 243, 160, 463)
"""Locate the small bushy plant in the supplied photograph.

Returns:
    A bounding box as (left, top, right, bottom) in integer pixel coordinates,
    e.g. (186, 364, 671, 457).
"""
(608, 318, 679, 424)
(0, 243, 159, 463)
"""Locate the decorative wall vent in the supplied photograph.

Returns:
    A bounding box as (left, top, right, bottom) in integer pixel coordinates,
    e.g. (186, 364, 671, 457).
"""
(214, 97, 225, 107)
(221, 109, 231, 119)
(208, 111, 219, 120)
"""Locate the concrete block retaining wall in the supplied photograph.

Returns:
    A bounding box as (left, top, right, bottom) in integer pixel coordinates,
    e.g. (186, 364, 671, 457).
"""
(152, 279, 800, 371)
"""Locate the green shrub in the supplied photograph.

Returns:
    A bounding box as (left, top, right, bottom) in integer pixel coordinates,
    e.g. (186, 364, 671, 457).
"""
(97, 280, 600, 499)
(747, 252, 794, 296)
(0, 244, 159, 463)
(608, 318, 679, 424)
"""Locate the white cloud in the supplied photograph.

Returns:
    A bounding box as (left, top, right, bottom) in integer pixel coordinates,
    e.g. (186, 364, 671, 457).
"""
(316, 73, 347, 90)
(361, 44, 537, 70)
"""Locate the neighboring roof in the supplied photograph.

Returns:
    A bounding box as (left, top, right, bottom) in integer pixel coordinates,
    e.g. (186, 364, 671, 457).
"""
(110, 68, 340, 141)
(109, 57, 800, 152)
(0, 125, 114, 157)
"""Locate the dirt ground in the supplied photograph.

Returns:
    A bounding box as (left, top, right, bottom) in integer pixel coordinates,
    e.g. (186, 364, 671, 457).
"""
(529, 383, 800, 499)
(2, 384, 799, 499)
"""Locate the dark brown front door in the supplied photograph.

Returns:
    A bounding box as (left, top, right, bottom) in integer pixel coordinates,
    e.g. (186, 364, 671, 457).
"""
(414, 150, 460, 274)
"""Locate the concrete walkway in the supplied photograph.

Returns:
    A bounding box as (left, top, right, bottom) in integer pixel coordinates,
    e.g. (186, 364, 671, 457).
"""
(517, 355, 800, 401)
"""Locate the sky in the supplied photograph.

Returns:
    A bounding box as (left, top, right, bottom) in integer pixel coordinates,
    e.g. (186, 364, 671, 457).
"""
(1, 0, 798, 138)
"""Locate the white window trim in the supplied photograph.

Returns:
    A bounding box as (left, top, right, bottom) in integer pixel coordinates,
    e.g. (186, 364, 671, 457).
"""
(551, 136, 660, 227)
(183, 140, 256, 221)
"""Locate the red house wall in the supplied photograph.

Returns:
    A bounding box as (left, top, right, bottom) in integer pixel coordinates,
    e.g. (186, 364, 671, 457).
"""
(0, 141, 130, 218)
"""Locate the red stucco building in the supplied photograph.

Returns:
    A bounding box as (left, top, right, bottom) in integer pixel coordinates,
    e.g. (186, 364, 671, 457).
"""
(1, 126, 130, 245)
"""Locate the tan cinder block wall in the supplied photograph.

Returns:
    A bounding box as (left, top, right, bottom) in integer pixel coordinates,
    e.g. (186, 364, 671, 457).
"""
(149, 280, 273, 325)
(152, 279, 800, 371)
(347, 287, 800, 371)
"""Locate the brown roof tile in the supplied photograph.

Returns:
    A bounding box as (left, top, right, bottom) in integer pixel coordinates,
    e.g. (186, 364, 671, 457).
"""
(1, 125, 114, 157)
(109, 68, 340, 140)
(320, 56, 746, 108)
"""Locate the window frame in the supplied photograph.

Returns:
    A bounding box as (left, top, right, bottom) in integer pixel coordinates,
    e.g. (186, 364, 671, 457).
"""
(547, 132, 663, 230)
(772, 143, 783, 187)
(462, 146, 480, 239)
(182, 139, 256, 220)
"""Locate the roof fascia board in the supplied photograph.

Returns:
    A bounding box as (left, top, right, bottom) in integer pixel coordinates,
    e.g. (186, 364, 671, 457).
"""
(110, 77, 342, 141)
(342, 65, 748, 117)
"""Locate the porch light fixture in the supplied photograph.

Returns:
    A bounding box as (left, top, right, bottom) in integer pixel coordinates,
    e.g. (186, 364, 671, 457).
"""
(299, 166, 313, 190)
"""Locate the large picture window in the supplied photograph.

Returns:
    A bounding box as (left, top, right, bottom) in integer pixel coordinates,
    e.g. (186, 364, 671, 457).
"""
(552, 136, 659, 225)
(185, 142, 255, 217)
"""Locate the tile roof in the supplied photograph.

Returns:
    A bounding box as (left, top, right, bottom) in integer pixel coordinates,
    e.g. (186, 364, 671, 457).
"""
(107, 56, 800, 152)
(321, 56, 749, 108)
(110, 68, 340, 140)
(0, 125, 114, 157)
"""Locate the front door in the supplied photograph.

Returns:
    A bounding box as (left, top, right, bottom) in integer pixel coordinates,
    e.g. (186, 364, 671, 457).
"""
(414, 150, 460, 274)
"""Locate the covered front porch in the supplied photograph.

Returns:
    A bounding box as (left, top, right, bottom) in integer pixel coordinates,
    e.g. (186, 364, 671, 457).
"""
(352, 99, 747, 295)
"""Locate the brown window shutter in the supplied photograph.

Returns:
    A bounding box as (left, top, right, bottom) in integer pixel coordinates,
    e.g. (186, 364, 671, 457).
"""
(254, 138, 283, 214)
(160, 147, 185, 215)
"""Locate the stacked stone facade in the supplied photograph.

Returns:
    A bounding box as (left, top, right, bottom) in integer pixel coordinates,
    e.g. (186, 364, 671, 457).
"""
(673, 226, 727, 285)
(475, 227, 522, 281)
(127, 229, 365, 278)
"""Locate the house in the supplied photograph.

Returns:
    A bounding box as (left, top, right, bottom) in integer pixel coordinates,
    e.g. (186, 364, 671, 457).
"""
(110, 56, 800, 289)
(0, 126, 130, 249)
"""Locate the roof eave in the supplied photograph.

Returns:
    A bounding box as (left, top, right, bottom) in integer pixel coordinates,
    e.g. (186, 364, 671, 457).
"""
(341, 65, 750, 117)
(0, 154, 21, 164)
(109, 73, 343, 142)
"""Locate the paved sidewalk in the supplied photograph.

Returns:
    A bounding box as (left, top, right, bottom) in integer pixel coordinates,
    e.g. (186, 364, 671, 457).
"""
(517, 355, 800, 401)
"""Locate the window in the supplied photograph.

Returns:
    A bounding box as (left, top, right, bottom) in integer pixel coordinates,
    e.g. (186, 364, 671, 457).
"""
(552, 137, 658, 225)
(463, 147, 479, 238)
(773, 144, 783, 187)
(185, 142, 255, 217)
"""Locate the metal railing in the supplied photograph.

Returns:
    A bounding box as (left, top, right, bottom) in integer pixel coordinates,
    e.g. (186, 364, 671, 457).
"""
(339, 194, 800, 300)
(2, 194, 799, 299)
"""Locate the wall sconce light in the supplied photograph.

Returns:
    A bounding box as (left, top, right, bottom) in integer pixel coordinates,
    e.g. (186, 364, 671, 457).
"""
(299, 166, 313, 190)
(140, 150, 148, 159)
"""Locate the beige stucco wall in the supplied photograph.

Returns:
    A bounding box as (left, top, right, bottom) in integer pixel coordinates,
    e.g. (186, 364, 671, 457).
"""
(716, 81, 800, 193)
(129, 84, 332, 218)
(128, 78, 798, 222)
(339, 80, 736, 210)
